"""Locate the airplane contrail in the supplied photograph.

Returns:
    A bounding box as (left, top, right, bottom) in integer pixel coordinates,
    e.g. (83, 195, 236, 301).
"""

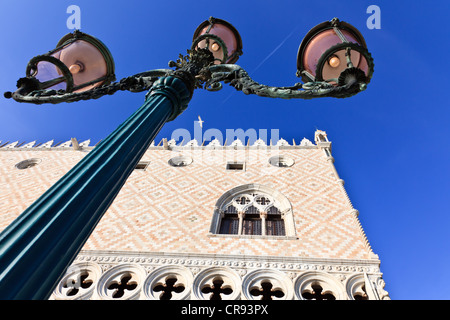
(219, 25, 300, 106)
(250, 27, 298, 75)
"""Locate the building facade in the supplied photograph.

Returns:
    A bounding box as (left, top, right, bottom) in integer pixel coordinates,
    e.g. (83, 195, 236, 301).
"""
(0, 130, 390, 300)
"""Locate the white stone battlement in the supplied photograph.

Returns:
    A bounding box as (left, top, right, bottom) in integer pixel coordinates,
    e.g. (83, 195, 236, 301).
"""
(0, 138, 92, 150)
(0, 137, 323, 151)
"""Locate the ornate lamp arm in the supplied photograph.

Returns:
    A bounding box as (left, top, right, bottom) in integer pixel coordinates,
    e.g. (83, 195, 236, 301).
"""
(5, 53, 368, 105)
(4, 69, 172, 105)
(206, 64, 367, 99)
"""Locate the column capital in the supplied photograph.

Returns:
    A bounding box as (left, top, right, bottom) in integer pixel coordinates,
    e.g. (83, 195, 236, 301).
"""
(147, 76, 192, 122)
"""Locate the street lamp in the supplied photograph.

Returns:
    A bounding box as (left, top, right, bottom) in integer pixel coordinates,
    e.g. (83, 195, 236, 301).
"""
(11, 30, 115, 97)
(191, 17, 243, 64)
(296, 17, 374, 90)
(1, 17, 373, 299)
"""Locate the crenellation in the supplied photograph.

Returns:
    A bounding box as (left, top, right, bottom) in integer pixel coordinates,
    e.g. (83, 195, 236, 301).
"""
(0, 136, 320, 150)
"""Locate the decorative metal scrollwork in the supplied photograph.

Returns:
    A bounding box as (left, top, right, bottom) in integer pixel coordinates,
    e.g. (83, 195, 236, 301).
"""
(5, 69, 171, 105)
(206, 64, 367, 99)
(5, 47, 366, 105)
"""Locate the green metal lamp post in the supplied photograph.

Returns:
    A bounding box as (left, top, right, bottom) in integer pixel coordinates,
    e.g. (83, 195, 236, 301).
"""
(1, 17, 373, 299)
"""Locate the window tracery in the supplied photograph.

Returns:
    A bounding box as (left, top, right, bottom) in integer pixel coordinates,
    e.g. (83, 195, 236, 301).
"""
(242, 269, 294, 300)
(301, 283, 336, 300)
(213, 185, 295, 238)
(52, 260, 385, 300)
(345, 273, 371, 300)
(192, 267, 241, 300)
(53, 262, 102, 300)
(250, 281, 285, 300)
(97, 264, 146, 300)
(63, 271, 93, 296)
(143, 265, 193, 300)
(294, 271, 346, 300)
(201, 278, 233, 300)
(153, 276, 186, 300)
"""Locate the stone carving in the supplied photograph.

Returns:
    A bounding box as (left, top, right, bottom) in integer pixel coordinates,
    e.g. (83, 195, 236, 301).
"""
(50, 250, 389, 300)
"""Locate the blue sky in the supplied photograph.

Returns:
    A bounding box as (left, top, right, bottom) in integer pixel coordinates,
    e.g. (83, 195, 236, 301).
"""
(1, 1, 449, 299)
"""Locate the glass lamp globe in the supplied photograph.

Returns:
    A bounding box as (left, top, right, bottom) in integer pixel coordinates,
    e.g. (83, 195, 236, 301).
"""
(192, 17, 243, 64)
(297, 18, 373, 86)
(26, 31, 115, 93)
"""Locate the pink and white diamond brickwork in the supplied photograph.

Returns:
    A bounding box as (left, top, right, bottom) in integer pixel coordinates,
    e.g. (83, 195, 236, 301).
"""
(0, 131, 390, 300)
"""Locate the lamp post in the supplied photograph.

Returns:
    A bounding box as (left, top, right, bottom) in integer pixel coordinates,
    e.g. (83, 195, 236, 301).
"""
(1, 16, 373, 299)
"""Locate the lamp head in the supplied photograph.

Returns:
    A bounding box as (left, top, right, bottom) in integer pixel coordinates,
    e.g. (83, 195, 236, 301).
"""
(192, 17, 243, 64)
(26, 30, 115, 93)
(297, 18, 373, 86)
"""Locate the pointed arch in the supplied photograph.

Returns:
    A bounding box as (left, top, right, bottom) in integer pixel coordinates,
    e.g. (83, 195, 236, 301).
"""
(210, 184, 297, 239)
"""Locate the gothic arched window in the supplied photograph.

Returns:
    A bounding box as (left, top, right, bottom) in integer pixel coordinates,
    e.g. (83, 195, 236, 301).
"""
(219, 205, 239, 235)
(242, 205, 262, 235)
(211, 184, 296, 239)
(266, 206, 285, 236)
